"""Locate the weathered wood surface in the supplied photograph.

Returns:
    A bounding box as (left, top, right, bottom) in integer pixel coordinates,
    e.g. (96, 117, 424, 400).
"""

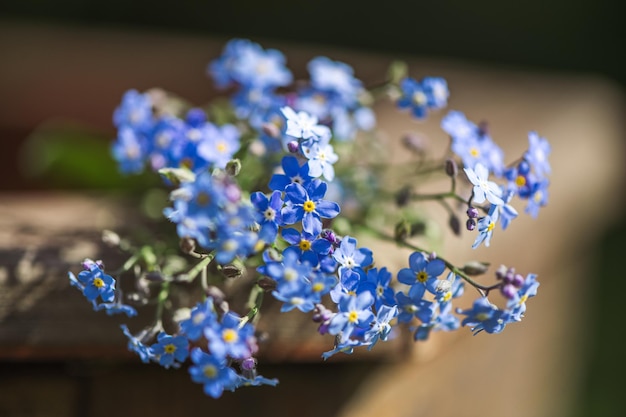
(1, 20, 626, 417)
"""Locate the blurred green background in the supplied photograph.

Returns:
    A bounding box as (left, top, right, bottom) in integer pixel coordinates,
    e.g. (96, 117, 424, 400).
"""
(1, 1, 624, 416)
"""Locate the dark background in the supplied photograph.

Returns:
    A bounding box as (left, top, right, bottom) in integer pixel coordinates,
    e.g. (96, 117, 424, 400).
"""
(2, 0, 625, 88)
(1, 1, 625, 416)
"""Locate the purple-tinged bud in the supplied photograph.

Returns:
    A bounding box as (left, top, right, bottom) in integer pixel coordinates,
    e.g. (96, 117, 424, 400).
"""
(501, 283, 517, 299)
(241, 357, 257, 371)
(512, 273, 525, 288)
(445, 158, 458, 177)
(287, 141, 300, 153)
(466, 206, 479, 219)
(312, 304, 333, 323)
(320, 229, 338, 245)
(185, 107, 207, 126)
(428, 252, 438, 261)
(82, 258, 104, 271)
(495, 265, 508, 280)
(466, 218, 476, 231)
(503, 269, 516, 285)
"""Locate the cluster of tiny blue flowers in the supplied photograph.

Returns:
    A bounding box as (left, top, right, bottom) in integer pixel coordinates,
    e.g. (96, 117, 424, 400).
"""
(68, 37, 553, 398)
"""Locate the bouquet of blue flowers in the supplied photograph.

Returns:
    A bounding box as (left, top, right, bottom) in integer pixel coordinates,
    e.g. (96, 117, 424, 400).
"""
(68, 38, 550, 398)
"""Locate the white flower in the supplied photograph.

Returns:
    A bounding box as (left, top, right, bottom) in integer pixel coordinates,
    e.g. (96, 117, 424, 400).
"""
(464, 163, 504, 205)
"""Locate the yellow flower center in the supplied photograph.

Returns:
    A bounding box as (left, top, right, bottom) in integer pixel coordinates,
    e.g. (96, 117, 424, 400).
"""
(442, 291, 452, 302)
(348, 311, 359, 323)
(197, 192, 211, 206)
(216, 141, 227, 153)
(222, 328, 239, 344)
(413, 91, 427, 106)
(470, 147, 480, 158)
(203, 365, 217, 378)
(299, 239, 312, 251)
(519, 294, 528, 305)
(303, 200, 316, 213)
(515, 175, 526, 187)
(487, 222, 495, 232)
(312, 282, 324, 292)
(93, 277, 105, 288)
(164, 344, 176, 354)
(416, 271, 428, 283)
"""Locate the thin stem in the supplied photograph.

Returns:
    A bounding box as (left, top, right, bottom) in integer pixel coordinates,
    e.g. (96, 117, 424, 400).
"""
(369, 228, 493, 296)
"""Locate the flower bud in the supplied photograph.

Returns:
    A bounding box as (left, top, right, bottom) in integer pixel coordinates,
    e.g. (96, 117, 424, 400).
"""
(221, 264, 243, 279)
(287, 141, 300, 153)
(445, 158, 458, 177)
(225, 159, 241, 176)
(495, 265, 508, 280)
(395, 186, 411, 207)
(501, 283, 517, 299)
(241, 357, 257, 371)
(466, 206, 479, 219)
(466, 218, 476, 231)
(461, 261, 490, 276)
(257, 277, 277, 291)
(512, 273, 525, 288)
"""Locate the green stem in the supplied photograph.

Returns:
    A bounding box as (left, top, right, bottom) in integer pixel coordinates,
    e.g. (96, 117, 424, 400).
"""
(369, 228, 492, 297)
(154, 281, 170, 322)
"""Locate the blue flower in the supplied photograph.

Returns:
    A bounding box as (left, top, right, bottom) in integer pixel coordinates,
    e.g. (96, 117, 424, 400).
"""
(357, 267, 396, 310)
(188, 348, 239, 398)
(472, 204, 501, 249)
(179, 298, 218, 341)
(281, 227, 332, 266)
(397, 77, 429, 119)
(524, 179, 549, 218)
(196, 122, 241, 170)
(120, 324, 155, 363)
(506, 273, 539, 321)
(364, 305, 398, 349)
(111, 127, 149, 174)
(73, 264, 116, 303)
(281, 179, 340, 235)
(281, 106, 331, 143)
(413, 301, 459, 341)
(113, 89, 154, 132)
(332, 236, 373, 291)
(204, 312, 255, 360)
(251, 190, 284, 243)
(397, 251, 446, 294)
(422, 77, 449, 110)
(457, 297, 511, 334)
(269, 155, 313, 192)
(395, 285, 435, 324)
(301, 141, 339, 181)
(525, 131, 551, 178)
(263, 249, 312, 292)
(328, 292, 375, 336)
(307, 56, 363, 106)
(151, 332, 189, 369)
